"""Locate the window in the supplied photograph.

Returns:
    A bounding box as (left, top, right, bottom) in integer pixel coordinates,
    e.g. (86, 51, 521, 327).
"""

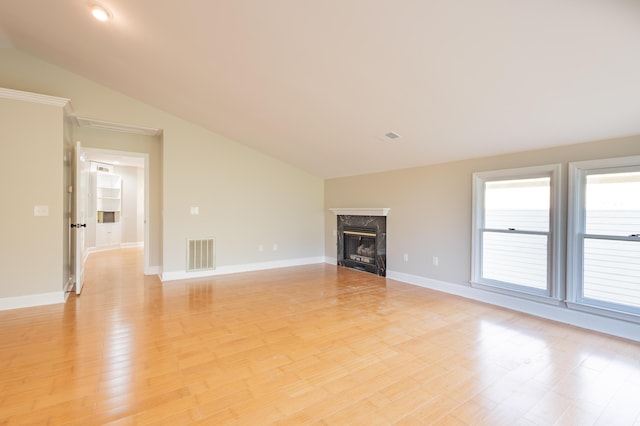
(472, 164, 562, 302)
(568, 156, 640, 321)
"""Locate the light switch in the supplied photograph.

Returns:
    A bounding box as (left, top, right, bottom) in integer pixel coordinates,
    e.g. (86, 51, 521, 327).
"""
(34, 205, 49, 216)
(190, 207, 199, 215)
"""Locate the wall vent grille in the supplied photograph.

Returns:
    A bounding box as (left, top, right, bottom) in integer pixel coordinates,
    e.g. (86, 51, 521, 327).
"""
(187, 238, 215, 272)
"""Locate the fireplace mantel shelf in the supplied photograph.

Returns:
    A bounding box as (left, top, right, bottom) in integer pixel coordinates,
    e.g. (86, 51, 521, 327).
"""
(330, 208, 390, 216)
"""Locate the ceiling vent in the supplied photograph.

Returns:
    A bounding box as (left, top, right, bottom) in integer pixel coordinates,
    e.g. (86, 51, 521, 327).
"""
(381, 131, 401, 142)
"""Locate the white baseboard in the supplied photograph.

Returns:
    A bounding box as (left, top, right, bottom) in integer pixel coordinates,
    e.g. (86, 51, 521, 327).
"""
(386, 270, 640, 343)
(121, 241, 144, 248)
(86, 245, 119, 254)
(87, 241, 143, 253)
(0, 291, 65, 311)
(161, 256, 327, 282)
(145, 265, 161, 276)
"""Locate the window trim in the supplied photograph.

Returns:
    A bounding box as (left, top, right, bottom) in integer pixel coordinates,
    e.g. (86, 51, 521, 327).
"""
(567, 155, 640, 322)
(471, 164, 563, 303)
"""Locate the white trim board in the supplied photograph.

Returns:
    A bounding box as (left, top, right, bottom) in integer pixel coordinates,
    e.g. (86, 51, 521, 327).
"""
(161, 256, 328, 282)
(329, 208, 390, 216)
(0, 87, 70, 107)
(146, 266, 161, 276)
(86, 242, 143, 254)
(75, 116, 161, 137)
(121, 241, 144, 248)
(0, 292, 65, 311)
(385, 270, 640, 343)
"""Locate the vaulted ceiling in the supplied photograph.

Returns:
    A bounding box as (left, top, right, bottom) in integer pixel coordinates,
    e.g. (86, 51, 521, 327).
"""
(1, 1, 640, 178)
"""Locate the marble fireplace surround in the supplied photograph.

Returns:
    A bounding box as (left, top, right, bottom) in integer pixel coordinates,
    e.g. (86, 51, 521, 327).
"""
(330, 208, 389, 276)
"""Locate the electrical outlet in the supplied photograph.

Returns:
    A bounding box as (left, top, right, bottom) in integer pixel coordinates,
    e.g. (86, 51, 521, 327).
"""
(403, 253, 409, 262)
(432, 256, 439, 266)
(273, 243, 278, 251)
(258, 244, 264, 252)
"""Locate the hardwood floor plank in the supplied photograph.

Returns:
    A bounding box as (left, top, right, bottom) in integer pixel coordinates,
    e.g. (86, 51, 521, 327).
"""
(1, 247, 639, 424)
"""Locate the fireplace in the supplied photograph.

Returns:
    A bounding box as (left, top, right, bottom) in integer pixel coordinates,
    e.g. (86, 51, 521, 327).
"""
(345, 228, 376, 264)
(331, 209, 388, 276)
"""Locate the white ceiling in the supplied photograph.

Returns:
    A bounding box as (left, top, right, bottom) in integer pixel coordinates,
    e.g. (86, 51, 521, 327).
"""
(1, 1, 640, 178)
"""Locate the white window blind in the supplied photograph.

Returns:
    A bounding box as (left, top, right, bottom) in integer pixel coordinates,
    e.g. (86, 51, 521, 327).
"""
(583, 239, 640, 308)
(482, 232, 548, 290)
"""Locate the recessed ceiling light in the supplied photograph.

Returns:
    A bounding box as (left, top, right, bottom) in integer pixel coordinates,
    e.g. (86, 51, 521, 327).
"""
(91, 4, 112, 22)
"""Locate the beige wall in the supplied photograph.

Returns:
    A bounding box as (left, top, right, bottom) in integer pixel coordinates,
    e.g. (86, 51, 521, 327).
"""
(161, 120, 324, 271)
(0, 96, 65, 298)
(325, 135, 640, 285)
(0, 46, 324, 282)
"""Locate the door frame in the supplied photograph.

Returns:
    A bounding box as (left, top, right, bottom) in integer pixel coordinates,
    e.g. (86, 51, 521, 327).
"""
(73, 141, 89, 294)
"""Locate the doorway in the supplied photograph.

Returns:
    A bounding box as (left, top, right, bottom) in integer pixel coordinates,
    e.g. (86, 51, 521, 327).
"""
(81, 147, 149, 272)
(67, 118, 162, 296)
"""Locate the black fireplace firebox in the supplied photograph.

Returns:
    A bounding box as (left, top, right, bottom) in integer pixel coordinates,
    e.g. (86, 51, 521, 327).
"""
(337, 215, 386, 276)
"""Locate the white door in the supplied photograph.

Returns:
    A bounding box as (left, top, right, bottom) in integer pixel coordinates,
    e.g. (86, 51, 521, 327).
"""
(72, 141, 89, 294)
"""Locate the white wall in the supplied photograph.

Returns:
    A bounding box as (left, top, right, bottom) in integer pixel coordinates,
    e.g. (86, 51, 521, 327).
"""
(161, 122, 325, 277)
(0, 93, 67, 306)
(137, 167, 144, 243)
(0, 46, 325, 283)
(116, 165, 142, 245)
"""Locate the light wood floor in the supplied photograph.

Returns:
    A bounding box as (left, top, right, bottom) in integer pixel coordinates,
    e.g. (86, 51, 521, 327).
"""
(1, 248, 639, 425)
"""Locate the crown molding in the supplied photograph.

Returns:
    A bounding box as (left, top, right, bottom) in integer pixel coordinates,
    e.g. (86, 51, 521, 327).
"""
(74, 116, 162, 137)
(0, 87, 71, 108)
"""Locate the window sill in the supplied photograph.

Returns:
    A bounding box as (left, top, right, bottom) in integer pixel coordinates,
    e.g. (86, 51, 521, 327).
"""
(566, 301, 640, 324)
(470, 281, 564, 306)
